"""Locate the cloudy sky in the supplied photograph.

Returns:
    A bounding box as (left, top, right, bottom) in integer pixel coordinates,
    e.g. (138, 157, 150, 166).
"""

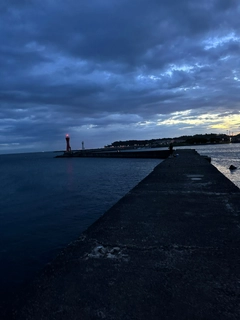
(1, 0, 240, 153)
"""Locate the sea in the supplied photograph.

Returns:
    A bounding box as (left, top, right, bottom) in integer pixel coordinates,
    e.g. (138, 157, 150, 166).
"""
(0, 144, 239, 314)
(0, 152, 162, 314)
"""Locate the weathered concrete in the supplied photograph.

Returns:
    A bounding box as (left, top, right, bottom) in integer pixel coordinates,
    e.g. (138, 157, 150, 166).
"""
(12, 149, 240, 319)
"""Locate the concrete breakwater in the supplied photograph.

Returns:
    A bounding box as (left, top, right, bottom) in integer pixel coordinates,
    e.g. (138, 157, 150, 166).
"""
(12, 149, 240, 319)
(55, 149, 171, 159)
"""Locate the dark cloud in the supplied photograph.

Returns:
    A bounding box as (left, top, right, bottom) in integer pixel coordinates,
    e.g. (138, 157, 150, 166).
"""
(1, 0, 240, 152)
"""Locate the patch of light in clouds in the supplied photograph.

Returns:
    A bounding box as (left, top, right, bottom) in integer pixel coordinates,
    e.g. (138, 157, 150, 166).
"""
(156, 109, 240, 132)
(204, 33, 240, 50)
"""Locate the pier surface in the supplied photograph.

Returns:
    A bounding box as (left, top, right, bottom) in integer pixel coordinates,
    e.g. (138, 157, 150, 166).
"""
(13, 149, 240, 319)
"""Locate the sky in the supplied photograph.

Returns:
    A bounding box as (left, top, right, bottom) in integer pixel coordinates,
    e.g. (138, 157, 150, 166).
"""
(1, 0, 240, 153)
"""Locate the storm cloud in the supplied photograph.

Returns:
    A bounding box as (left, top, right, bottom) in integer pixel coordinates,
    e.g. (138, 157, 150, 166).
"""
(1, 0, 240, 152)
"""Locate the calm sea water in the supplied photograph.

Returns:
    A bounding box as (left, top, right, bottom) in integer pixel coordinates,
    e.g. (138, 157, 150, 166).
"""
(0, 144, 239, 313)
(0, 152, 161, 310)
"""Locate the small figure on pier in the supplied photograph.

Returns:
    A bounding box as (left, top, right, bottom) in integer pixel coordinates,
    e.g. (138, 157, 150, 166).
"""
(169, 142, 174, 157)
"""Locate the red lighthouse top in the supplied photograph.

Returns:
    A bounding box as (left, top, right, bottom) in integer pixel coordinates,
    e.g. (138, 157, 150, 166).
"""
(65, 134, 71, 152)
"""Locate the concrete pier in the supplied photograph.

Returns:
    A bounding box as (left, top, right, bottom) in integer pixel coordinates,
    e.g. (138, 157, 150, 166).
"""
(55, 149, 171, 159)
(12, 149, 240, 319)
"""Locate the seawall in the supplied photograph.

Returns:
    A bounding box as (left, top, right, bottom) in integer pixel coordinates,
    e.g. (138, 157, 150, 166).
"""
(12, 149, 240, 319)
(55, 149, 171, 159)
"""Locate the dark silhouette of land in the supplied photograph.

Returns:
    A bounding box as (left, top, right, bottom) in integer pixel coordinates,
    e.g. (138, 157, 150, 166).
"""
(106, 133, 240, 149)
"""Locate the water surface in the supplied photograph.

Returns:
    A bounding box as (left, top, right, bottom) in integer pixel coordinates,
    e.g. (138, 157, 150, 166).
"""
(0, 153, 161, 297)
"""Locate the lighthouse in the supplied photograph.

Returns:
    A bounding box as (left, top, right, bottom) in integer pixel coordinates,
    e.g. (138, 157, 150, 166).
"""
(65, 134, 71, 152)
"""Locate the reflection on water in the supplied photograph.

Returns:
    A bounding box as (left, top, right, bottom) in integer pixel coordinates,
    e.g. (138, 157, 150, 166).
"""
(66, 160, 74, 190)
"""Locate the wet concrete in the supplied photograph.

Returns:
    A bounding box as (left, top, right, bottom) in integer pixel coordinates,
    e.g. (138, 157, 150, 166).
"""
(12, 149, 240, 319)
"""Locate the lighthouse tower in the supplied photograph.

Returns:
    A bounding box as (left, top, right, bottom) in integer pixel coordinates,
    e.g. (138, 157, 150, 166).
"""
(65, 134, 71, 152)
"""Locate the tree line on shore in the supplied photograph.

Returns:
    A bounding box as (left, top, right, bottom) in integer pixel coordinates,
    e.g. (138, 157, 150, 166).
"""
(105, 133, 240, 148)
